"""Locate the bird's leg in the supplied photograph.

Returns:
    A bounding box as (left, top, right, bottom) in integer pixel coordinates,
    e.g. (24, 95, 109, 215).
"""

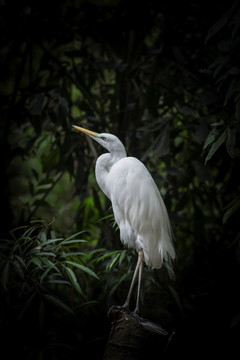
(122, 249, 144, 311)
(133, 249, 144, 314)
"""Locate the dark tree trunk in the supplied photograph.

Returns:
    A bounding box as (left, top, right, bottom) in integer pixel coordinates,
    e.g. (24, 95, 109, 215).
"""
(103, 308, 171, 360)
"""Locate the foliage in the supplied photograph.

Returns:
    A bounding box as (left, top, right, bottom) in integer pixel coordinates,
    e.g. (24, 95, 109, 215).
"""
(0, 220, 132, 358)
(1, 0, 240, 358)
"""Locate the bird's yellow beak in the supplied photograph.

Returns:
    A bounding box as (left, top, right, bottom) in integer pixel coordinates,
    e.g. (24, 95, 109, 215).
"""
(72, 125, 99, 138)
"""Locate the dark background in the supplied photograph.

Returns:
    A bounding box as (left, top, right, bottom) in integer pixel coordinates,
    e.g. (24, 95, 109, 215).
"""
(1, 0, 240, 358)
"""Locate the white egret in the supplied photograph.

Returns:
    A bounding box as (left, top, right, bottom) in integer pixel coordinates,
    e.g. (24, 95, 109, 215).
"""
(73, 125, 175, 313)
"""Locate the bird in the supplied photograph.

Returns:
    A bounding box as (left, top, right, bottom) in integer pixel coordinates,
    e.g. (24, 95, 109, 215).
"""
(73, 125, 175, 313)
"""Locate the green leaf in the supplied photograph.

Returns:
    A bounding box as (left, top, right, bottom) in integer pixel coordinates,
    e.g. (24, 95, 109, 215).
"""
(30, 219, 46, 224)
(64, 265, 84, 295)
(28, 256, 43, 269)
(205, 129, 227, 164)
(44, 238, 64, 245)
(60, 239, 87, 245)
(205, 2, 238, 43)
(12, 225, 29, 231)
(40, 257, 60, 273)
(203, 129, 218, 150)
(119, 250, 127, 265)
(65, 260, 99, 279)
(2, 261, 10, 290)
(168, 285, 183, 314)
(35, 183, 52, 193)
(43, 294, 74, 314)
(109, 272, 130, 297)
(226, 127, 237, 158)
(40, 231, 47, 243)
(36, 252, 56, 257)
(47, 279, 71, 285)
(108, 253, 120, 270)
(95, 250, 120, 263)
(192, 160, 212, 182)
(50, 230, 56, 239)
(62, 231, 86, 242)
(40, 267, 52, 283)
(14, 255, 26, 269)
(60, 251, 85, 258)
(205, 16, 228, 42)
(224, 80, 237, 106)
(223, 198, 240, 223)
(12, 259, 25, 279)
(20, 226, 37, 240)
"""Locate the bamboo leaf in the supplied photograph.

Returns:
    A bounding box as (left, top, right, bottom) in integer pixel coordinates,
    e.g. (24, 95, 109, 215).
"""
(64, 265, 84, 295)
(205, 129, 227, 164)
(109, 253, 120, 270)
(62, 231, 86, 242)
(65, 260, 99, 279)
(14, 255, 26, 269)
(40, 257, 60, 273)
(2, 261, 10, 290)
(60, 239, 87, 245)
(203, 129, 219, 150)
(40, 267, 52, 283)
(28, 257, 43, 269)
(40, 231, 47, 243)
(95, 251, 120, 263)
(44, 238, 64, 245)
(36, 252, 56, 257)
(119, 250, 127, 265)
(223, 198, 240, 223)
(47, 279, 71, 285)
(60, 251, 85, 258)
(43, 294, 74, 314)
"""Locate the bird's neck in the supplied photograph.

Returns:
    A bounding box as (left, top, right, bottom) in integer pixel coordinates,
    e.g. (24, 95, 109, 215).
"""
(95, 151, 126, 199)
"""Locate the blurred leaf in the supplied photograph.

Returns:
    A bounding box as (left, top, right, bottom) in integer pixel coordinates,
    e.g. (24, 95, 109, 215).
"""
(203, 128, 219, 150)
(63, 265, 84, 295)
(29, 93, 45, 115)
(65, 260, 99, 279)
(35, 183, 53, 193)
(40, 231, 47, 243)
(119, 250, 127, 265)
(95, 250, 121, 263)
(61, 239, 88, 245)
(44, 237, 64, 245)
(28, 257, 43, 269)
(14, 255, 26, 269)
(168, 285, 183, 314)
(223, 197, 240, 223)
(205, 129, 227, 164)
(2, 261, 10, 290)
(205, 2, 238, 42)
(226, 127, 237, 158)
(36, 252, 56, 257)
(61, 231, 86, 244)
(108, 253, 120, 270)
(43, 294, 74, 314)
(192, 160, 212, 182)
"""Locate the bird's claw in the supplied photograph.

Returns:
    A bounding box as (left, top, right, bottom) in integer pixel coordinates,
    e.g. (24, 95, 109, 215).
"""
(107, 305, 142, 324)
(107, 304, 130, 318)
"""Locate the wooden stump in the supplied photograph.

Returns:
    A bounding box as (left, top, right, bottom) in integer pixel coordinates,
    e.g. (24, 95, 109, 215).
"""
(103, 307, 171, 360)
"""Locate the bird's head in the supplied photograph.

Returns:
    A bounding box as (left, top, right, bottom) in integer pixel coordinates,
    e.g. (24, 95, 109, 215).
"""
(73, 125, 126, 156)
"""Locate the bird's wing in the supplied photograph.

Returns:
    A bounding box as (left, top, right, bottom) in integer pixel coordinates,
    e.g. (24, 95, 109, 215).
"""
(107, 157, 175, 269)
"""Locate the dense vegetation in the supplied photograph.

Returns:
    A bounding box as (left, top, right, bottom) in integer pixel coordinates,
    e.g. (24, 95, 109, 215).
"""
(1, 1, 240, 358)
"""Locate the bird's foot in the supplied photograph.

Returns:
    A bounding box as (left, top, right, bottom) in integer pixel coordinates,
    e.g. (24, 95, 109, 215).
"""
(107, 304, 130, 318)
(107, 304, 143, 324)
(131, 310, 141, 321)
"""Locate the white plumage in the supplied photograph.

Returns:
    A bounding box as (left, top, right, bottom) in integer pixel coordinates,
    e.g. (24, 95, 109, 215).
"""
(107, 156, 174, 269)
(73, 126, 175, 312)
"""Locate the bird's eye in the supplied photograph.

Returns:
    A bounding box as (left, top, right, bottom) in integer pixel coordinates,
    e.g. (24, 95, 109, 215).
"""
(101, 136, 107, 142)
